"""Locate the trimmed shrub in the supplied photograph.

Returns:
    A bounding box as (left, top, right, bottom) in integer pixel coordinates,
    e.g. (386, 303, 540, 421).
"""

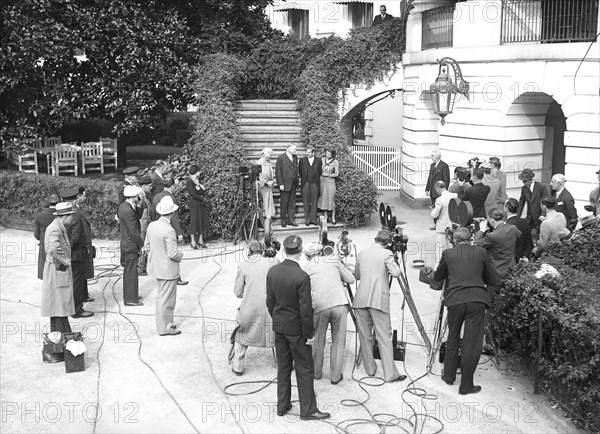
(544, 225, 600, 275)
(0, 172, 120, 239)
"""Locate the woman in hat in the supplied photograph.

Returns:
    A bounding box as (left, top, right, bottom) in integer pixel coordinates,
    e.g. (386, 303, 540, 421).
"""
(318, 149, 339, 225)
(257, 147, 276, 219)
(186, 165, 209, 249)
(41, 202, 76, 334)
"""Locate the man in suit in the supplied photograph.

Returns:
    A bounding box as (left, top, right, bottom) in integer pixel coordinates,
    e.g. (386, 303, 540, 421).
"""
(551, 174, 578, 232)
(60, 187, 94, 319)
(461, 168, 490, 219)
(266, 235, 330, 420)
(275, 144, 299, 228)
(587, 169, 600, 218)
(73, 187, 95, 304)
(149, 159, 167, 199)
(536, 197, 568, 253)
(431, 181, 458, 255)
(353, 230, 407, 383)
(505, 198, 533, 261)
(425, 150, 450, 229)
(302, 242, 355, 385)
(517, 168, 550, 238)
(118, 185, 145, 307)
(299, 146, 322, 226)
(118, 167, 139, 204)
(34, 194, 60, 280)
(434, 227, 500, 395)
(474, 209, 520, 282)
(372, 4, 394, 26)
(137, 175, 154, 276)
(145, 196, 184, 336)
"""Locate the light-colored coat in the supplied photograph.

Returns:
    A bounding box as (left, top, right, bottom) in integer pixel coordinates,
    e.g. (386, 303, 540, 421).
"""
(353, 244, 401, 313)
(539, 210, 567, 249)
(144, 217, 183, 280)
(234, 256, 279, 347)
(302, 255, 355, 314)
(41, 219, 75, 317)
(431, 190, 458, 233)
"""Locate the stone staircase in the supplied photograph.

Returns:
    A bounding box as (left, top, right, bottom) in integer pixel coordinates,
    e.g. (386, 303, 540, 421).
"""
(235, 100, 336, 233)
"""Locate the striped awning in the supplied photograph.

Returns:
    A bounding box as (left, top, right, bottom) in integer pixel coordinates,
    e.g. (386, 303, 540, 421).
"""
(273, 2, 309, 12)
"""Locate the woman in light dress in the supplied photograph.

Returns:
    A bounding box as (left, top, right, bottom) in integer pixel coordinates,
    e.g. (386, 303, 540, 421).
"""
(318, 149, 339, 224)
(256, 147, 276, 218)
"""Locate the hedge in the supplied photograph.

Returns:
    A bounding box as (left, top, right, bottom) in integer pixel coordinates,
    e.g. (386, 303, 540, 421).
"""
(493, 226, 600, 431)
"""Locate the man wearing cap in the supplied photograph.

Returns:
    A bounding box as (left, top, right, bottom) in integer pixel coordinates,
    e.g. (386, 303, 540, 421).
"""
(550, 174, 578, 232)
(353, 230, 407, 383)
(136, 175, 154, 276)
(587, 169, 600, 218)
(434, 227, 500, 395)
(517, 169, 550, 237)
(230, 240, 278, 375)
(145, 196, 184, 336)
(118, 167, 139, 204)
(266, 235, 330, 420)
(34, 194, 60, 280)
(41, 202, 77, 337)
(118, 185, 145, 306)
(302, 242, 355, 385)
(60, 187, 94, 318)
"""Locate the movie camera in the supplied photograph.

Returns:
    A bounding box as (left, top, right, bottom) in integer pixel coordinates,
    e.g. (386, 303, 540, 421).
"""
(232, 164, 262, 181)
(378, 203, 409, 255)
(445, 197, 484, 246)
(454, 156, 482, 184)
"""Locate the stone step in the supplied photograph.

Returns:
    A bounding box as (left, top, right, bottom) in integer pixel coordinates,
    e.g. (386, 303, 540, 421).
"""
(239, 133, 302, 142)
(234, 110, 300, 119)
(235, 100, 298, 111)
(236, 117, 300, 126)
(238, 125, 302, 134)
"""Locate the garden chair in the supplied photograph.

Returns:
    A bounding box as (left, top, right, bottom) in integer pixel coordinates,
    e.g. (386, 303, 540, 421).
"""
(81, 141, 104, 175)
(17, 150, 39, 174)
(44, 136, 62, 149)
(52, 144, 79, 176)
(100, 137, 118, 170)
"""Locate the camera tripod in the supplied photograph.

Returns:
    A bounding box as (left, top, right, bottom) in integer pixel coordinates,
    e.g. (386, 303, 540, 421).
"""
(233, 175, 262, 244)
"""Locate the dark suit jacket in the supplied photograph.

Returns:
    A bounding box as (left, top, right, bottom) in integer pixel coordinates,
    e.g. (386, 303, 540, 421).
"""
(75, 205, 94, 278)
(153, 190, 182, 236)
(118, 180, 133, 205)
(299, 156, 322, 191)
(34, 207, 55, 280)
(118, 201, 144, 254)
(553, 188, 578, 231)
(275, 153, 299, 192)
(434, 244, 500, 308)
(425, 160, 450, 200)
(506, 215, 533, 260)
(266, 259, 313, 338)
(186, 178, 205, 207)
(149, 171, 164, 199)
(474, 223, 520, 280)
(517, 181, 550, 226)
(461, 183, 490, 218)
(372, 13, 394, 26)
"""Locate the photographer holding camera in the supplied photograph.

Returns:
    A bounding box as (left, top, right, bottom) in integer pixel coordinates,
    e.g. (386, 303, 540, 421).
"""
(353, 230, 407, 383)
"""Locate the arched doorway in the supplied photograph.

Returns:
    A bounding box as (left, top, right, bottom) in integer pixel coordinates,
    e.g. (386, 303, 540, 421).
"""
(543, 101, 567, 183)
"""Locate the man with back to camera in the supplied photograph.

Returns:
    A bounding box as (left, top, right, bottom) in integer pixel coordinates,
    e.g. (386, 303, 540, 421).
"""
(550, 174, 578, 232)
(353, 230, 407, 383)
(266, 235, 330, 420)
(372, 4, 394, 26)
(460, 167, 490, 219)
(34, 194, 60, 280)
(275, 144, 299, 228)
(434, 227, 500, 395)
(431, 180, 458, 255)
(302, 242, 355, 385)
(505, 198, 533, 261)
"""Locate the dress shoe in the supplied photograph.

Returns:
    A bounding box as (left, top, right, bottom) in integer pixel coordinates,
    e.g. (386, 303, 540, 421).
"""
(441, 377, 454, 386)
(459, 385, 482, 395)
(190, 243, 200, 250)
(331, 218, 336, 225)
(177, 279, 189, 286)
(482, 345, 495, 356)
(159, 326, 181, 336)
(138, 296, 142, 300)
(277, 403, 292, 417)
(199, 243, 207, 248)
(124, 302, 144, 307)
(429, 226, 436, 231)
(232, 368, 243, 376)
(72, 310, 94, 318)
(289, 223, 298, 227)
(310, 221, 318, 226)
(305, 223, 310, 226)
(85, 297, 94, 302)
(389, 374, 407, 383)
(281, 223, 287, 228)
(300, 411, 330, 421)
(138, 271, 147, 276)
(331, 374, 343, 385)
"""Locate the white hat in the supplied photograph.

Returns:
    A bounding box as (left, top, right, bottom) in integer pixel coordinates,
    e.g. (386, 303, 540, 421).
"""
(123, 185, 142, 198)
(156, 196, 179, 215)
(53, 202, 75, 216)
(304, 242, 323, 257)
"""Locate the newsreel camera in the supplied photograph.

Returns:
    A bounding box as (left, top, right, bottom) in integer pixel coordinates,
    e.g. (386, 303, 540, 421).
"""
(232, 164, 263, 244)
(378, 203, 409, 255)
(445, 197, 485, 246)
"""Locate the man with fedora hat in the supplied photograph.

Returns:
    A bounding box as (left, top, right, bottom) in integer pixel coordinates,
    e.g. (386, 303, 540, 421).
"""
(41, 202, 77, 336)
(145, 196, 184, 336)
(517, 168, 550, 238)
(118, 185, 145, 306)
(34, 194, 60, 280)
(60, 187, 94, 318)
(266, 235, 330, 420)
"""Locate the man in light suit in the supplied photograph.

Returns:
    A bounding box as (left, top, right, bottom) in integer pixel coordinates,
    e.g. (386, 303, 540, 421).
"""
(267, 235, 330, 420)
(353, 230, 406, 383)
(536, 197, 568, 253)
(145, 196, 184, 336)
(434, 228, 500, 395)
(299, 146, 322, 226)
(551, 174, 578, 232)
(431, 181, 458, 255)
(425, 150, 450, 230)
(517, 168, 550, 238)
(474, 209, 520, 282)
(118, 185, 145, 307)
(275, 144, 299, 228)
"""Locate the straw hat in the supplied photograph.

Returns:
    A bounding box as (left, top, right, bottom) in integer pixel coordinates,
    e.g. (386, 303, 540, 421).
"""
(53, 202, 75, 216)
(156, 196, 179, 215)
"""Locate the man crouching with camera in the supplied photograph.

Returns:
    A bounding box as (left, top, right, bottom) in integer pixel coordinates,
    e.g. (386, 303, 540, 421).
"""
(433, 227, 500, 395)
(353, 230, 407, 382)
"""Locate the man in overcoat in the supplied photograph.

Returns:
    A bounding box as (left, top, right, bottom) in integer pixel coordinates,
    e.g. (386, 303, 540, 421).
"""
(34, 194, 60, 280)
(118, 185, 145, 306)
